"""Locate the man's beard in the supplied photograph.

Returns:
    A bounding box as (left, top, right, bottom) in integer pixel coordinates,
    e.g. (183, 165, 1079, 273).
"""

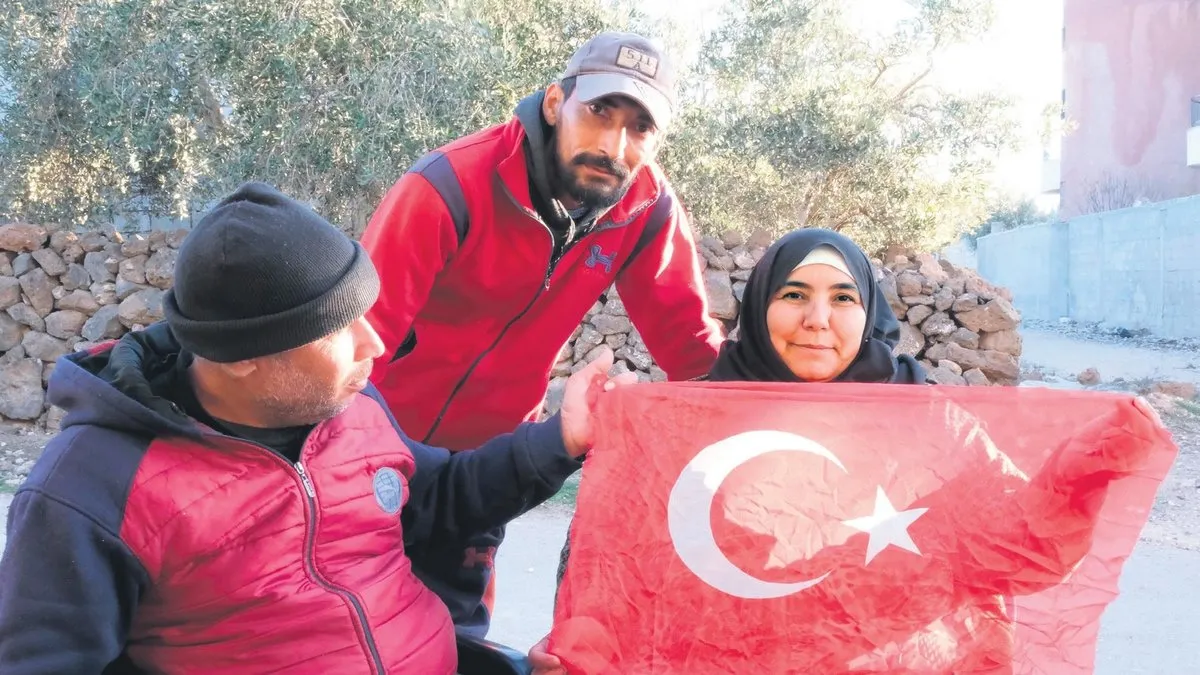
(255, 361, 369, 427)
(551, 139, 635, 211)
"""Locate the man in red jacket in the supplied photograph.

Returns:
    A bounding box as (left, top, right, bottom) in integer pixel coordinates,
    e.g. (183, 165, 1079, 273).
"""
(360, 30, 725, 634)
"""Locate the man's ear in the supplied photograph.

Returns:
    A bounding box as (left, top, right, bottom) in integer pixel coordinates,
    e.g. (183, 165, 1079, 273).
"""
(218, 359, 259, 379)
(543, 82, 565, 127)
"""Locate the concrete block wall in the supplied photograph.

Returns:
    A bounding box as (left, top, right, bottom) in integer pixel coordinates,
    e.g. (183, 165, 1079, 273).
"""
(974, 220, 1068, 323)
(1162, 198, 1200, 337)
(977, 195, 1200, 339)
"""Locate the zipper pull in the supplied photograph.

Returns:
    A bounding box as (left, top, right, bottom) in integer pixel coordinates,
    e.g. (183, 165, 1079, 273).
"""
(544, 256, 557, 290)
(295, 462, 316, 498)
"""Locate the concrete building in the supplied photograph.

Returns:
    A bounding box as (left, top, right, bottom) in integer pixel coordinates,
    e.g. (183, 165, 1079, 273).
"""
(1045, 0, 1200, 218)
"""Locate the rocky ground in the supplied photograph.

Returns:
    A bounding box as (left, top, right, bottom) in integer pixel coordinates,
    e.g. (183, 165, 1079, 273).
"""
(1137, 399, 1200, 551)
(2, 225, 184, 430)
(0, 429, 41, 491)
(1014, 327, 1200, 552)
(1023, 317, 1200, 353)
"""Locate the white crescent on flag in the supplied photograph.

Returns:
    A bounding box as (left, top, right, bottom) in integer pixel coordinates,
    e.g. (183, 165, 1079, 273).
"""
(667, 429, 934, 599)
(666, 430, 848, 600)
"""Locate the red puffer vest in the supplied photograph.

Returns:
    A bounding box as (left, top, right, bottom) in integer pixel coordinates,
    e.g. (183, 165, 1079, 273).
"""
(120, 394, 455, 673)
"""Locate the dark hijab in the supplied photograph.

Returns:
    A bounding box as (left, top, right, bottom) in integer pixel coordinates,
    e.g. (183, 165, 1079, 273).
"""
(707, 228, 926, 385)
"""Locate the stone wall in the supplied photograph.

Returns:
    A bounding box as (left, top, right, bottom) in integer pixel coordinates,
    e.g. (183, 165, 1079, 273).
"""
(2, 223, 1021, 428)
(545, 231, 1023, 413)
(1, 225, 184, 427)
(876, 250, 1022, 387)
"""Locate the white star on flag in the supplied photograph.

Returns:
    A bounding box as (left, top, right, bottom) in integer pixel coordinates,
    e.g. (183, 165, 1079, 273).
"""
(843, 487, 929, 565)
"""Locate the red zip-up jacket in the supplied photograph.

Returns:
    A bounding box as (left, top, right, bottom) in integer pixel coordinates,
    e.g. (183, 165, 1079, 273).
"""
(0, 325, 581, 674)
(361, 93, 724, 455)
(360, 92, 723, 636)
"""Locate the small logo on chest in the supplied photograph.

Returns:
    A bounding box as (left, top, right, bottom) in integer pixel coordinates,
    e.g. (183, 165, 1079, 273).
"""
(373, 467, 403, 515)
(584, 244, 617, 274)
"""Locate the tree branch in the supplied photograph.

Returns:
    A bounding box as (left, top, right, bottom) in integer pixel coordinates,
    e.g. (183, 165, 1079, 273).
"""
(890, 59, 934, 105)
(868, 57, 892, 89)
(888, 32, 941, 104)
(829, 205, 869, 232)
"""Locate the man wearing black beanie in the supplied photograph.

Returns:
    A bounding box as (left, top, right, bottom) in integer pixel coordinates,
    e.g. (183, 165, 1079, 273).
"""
(0, 181, 633, 674)
(159, 180, 388, 440)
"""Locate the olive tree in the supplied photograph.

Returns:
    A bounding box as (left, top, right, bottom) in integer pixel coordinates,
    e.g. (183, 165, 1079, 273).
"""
(0, 0, 650, 231)
(659, 0, 1020, 254)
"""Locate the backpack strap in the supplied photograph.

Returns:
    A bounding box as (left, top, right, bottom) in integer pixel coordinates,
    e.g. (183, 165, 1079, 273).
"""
(408, 150, 469, 246)
(618, 188, 675, 275)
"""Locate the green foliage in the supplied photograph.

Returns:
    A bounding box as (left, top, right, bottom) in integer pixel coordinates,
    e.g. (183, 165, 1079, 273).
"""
(0, 0, 647, 231)
(962, 195, 1058, 249)
(0, 0, 1018, 255)
(659, 0, 1020, 255)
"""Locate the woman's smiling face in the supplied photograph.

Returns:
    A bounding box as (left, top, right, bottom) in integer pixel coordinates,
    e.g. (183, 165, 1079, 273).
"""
(765, 262, 867, 382)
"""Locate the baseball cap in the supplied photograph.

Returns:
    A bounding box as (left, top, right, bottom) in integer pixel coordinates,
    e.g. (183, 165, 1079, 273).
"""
(561, 31, 677, 130)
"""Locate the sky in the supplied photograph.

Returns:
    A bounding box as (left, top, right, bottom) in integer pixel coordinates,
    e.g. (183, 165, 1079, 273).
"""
(641, 0, 1066, 204)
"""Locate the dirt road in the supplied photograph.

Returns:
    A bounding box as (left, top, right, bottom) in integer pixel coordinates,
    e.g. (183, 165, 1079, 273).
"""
(1020, 327, 1200, 386)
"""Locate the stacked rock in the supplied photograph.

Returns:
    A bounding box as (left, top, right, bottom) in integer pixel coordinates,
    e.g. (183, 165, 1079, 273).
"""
(1, 223, 186, 426)
(540, 235, 1023, 416)
(877, 252, 1022, 387)
(2, 222, 1021, 428)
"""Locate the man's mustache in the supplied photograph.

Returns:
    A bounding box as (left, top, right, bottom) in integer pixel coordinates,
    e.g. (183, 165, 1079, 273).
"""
(571, 153, 629, 180)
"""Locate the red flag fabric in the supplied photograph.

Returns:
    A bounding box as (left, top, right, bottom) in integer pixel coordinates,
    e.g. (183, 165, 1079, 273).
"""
(550, 381, 1178, 674)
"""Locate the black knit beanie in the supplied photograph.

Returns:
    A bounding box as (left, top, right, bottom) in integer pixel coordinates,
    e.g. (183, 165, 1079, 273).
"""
(163, 181, 380, 363)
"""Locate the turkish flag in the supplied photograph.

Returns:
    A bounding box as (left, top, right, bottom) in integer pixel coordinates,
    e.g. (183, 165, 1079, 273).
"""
(550, 382, 1178, 674)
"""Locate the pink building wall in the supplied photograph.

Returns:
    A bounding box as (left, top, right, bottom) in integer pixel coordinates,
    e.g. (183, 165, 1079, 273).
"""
(1059, 0, 1200, 218)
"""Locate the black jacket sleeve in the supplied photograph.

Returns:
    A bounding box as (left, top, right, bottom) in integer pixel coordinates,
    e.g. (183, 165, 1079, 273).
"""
(388, 410, 583, 547)
(0, 488, 149, 674)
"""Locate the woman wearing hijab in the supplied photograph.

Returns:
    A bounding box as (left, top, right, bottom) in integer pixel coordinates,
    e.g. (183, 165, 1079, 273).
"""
(703, 227, 926, 386)
(529, 229, 933, 673)
(532, 231, 1159, 674)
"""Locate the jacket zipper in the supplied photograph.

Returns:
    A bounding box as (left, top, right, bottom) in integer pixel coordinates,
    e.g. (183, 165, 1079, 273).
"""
(203, 429, 387, 673)
(419, 174, 663, 443)
(420, 179, 560, 444)
(291, 458, 386, 673)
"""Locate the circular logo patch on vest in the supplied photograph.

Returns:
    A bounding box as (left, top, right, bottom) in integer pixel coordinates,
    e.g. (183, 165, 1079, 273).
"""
(373, 467, 403, 515)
